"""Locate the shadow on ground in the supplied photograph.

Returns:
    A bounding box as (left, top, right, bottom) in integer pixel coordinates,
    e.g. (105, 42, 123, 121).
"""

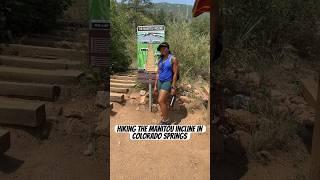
(169, 105, 188, 125)
(212, 127, 249, 180)
(297, 124, 313, 154)
(3, 121, 53, 141)
(0, 155, 24, 174)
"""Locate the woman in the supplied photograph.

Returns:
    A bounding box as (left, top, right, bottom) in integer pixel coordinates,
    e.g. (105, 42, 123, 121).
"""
(154, 42, 179, 125)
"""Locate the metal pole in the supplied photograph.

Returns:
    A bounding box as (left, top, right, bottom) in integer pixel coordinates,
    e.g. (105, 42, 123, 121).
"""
(149, 81, 152, 112)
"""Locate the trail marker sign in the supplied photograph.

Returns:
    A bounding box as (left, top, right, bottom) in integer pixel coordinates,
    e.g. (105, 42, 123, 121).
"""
(89, 0, 111, 69)
(136, 25, 165, 111)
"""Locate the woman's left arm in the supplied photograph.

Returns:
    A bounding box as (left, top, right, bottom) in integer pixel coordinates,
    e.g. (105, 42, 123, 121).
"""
(171, 56, 179, 89)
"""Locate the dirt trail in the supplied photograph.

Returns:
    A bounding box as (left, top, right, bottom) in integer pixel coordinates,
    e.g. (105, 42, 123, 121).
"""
(110, 99, 210, 180)
(0, 95, 108, 180)
(146, 43, 157, 72)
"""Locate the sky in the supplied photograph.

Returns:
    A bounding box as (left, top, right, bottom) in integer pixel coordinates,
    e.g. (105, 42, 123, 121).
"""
(151, 0, 195, 5)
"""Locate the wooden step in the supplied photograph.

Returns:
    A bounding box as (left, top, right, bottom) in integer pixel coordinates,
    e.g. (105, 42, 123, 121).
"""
(0, 129, 10, 154)
(110, 78, 136, 84)
(21, 37, 59, 48)
(1, 44, 85, 61)
(21, 37, 85, 49)
(0, 55, 81, 70)
(110, 87, 129, 93)
(0, 81, 60, 101)
(116, 73, 137, 77)
(0, 98, 46, 127)
(110, 82, 136, 89)
(30, 33, 75, 42)
(111, 75, 136, 81)
(110, 92, 124, 103)
(0, 66, 83, 84)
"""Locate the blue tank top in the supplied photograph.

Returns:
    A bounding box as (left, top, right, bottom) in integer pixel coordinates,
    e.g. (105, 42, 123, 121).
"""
(158, 54, 173, 82)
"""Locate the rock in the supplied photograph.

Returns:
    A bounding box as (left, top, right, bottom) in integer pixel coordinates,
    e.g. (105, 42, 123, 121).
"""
(225, 135, 244, 155)
(303, 117, 315, 129)
(287, 103, 298, 114)
(58, 106, 63, 116)
(232, 95, 250, 109)
(179, 96, 192, 103)
(270, 90, 286, 103)
(223, 88, 231, 95)
(129, 92, 140, 99)
(202, 95, 209, 101)
(140, 90, 147, 96)
(169, 103, 182, 111)
(129, 99, 137, 105)
(272, 104, 289, 117)
(139, 96, 148, 105)
(181, 83, 192, 91)
(95, 91, 108, 108)
(83, 142, 94, 156)
(234, 68, 246, 74)
(245, 72, 261, 87)
(152, 104, 158, 112)
(230, 130, 252, 152)
(297, 110, 316, 128)
(136, 106, 140, 111)
(225, 109, 258, 132)
(202, 86, 209, 95)
(281, 61, 294, 70)
(194, 89, 201, 96)
(257, 151, 272, 164)
(124, 94, 130, 99)
(64, 110, 83, 119)
(47, 116, 59, 123)
(290, 96, 306, 105)
(46, 104, 63, 116)
(184, 100, 204, 111)
(95, 110, 109, 136)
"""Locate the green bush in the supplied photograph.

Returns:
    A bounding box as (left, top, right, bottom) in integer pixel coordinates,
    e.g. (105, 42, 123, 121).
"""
(223, 0, 320, 55)
(166, 20, 210, 81)
(0, 0, 72, 37)
(110, 0, 155, 72)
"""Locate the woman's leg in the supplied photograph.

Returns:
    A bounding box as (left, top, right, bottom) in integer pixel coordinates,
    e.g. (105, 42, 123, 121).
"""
(158, 89, 169, 121)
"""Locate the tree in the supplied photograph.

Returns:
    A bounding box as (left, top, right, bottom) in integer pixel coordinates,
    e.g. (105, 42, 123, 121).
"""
(156, 8, 166, 25)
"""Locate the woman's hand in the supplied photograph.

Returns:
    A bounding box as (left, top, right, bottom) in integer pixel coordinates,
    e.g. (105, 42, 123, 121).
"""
(154, 87, 158, 97)
(171, 88, 176, 95)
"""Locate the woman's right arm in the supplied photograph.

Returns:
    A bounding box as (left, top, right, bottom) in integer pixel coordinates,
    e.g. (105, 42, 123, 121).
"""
(154, 66, 159, 90)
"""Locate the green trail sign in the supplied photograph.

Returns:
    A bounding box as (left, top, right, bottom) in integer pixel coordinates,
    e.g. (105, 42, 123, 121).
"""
(89, 0, 111, 68)
(136, 25, 165, 70)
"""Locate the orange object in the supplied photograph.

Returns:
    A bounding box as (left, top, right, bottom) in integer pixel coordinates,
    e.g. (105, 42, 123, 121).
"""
(192, 0, 213, 17)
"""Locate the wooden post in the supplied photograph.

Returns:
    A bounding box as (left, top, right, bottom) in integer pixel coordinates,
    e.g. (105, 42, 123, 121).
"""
(211, 0, 222, 149)
(311, 75, 320, 180)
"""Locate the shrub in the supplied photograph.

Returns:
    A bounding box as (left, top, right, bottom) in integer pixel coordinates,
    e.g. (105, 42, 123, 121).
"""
(0, 0, 72, 37)
(166, 20, 210, 81)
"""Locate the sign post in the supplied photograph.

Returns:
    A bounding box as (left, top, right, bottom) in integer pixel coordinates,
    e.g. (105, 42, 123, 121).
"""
(89, 0, 111, 73)
(137, 25, 165, 111)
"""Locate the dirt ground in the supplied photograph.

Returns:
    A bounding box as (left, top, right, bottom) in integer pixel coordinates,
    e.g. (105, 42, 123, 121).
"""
(110, 96, 210, 180)
(0, 92, 108, 180)
(212, 57, 317, 180)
